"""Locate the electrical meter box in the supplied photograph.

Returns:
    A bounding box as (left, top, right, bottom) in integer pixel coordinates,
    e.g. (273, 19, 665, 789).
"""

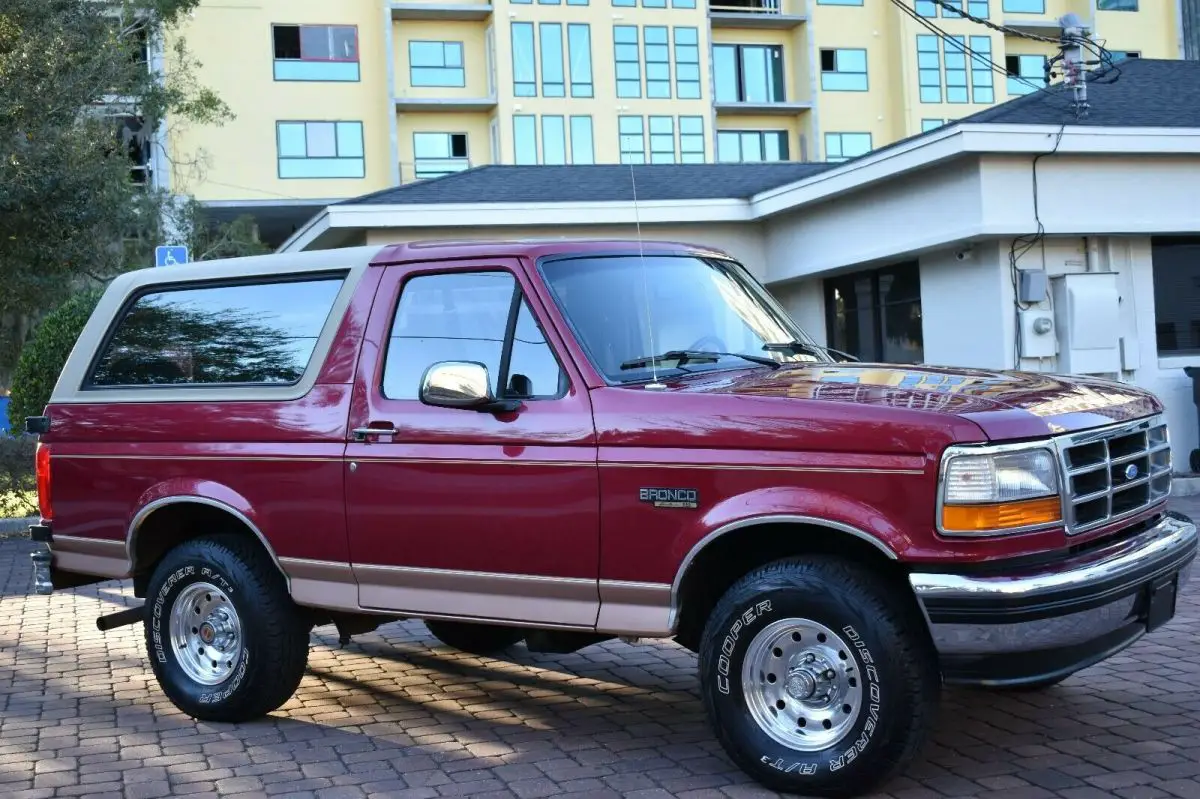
(1050, 272, 1122, 374)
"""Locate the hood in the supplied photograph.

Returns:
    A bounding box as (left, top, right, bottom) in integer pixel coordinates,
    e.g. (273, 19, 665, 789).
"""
(668, 363, 1163, 440)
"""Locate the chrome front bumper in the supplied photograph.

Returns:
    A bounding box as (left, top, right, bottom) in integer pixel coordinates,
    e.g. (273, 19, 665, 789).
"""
(909, 511, 1197, 685)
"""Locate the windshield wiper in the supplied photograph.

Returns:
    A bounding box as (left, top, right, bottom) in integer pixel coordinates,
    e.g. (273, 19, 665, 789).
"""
(763, 341, 859, 363)
(620, 349, 781, 371)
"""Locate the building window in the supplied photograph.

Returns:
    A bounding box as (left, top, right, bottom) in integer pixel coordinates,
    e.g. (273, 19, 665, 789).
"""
(933, 0, 989, 16)
(915, 0, 936, 13)
(917, 35, 941, 102)
(715, 44, 786, 102)
(540, 24, 565, 97)
(542, 116, 567, 164)
(819, 48, 867, 91)
(819, 0, 865, 5)
(645, 27, 671, 98)
(1098, 0, 1137, 9)
(272, 24, 359, 81)
(277, 121, 364, 179)
(408, 41, 465, 87)
(673, 0, 697, 7)
(619, 116, 645, 164)
(568, 0, 589, 5)
(921, 118, 947, 131)
(717, 130, 789, 162)
(649, 116, 675, 163)
(824, 262, 923, 364)
(540, 0, 561, 5)
(512, 23, 536, 97)
(412, 133, 469, 179)
(1002, 0, 1044, 11)
(645, 0, 667, 8)
(679, 116, 705, 163)
(613, 0, 635, 6)
(825, 132, 871, 162)
(1152, 238, 1200, 355)
(567, 24, 593, 97)
(1113, 50, 1140, 60)
(570, 116, 595, 164)
(514, 115, 537, 164)
(673, 28, 701, 99)
(968, 35, 994, 103)
(1154, 242, 1200, 351)
(1005, 54, 1046, 95)
(943, 36, 968, 103)
(614, 26, 641, 98)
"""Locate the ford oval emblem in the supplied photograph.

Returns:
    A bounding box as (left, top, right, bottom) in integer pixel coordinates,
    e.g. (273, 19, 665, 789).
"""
(1124, 463, 1139, 481)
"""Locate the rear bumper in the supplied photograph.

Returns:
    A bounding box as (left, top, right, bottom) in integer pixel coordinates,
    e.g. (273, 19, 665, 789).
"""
(29, 522, 108, 595)
(910, 511, 1197, 686)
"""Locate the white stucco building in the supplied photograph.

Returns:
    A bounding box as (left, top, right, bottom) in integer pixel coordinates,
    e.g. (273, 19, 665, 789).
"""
(280, 58, 1200, 474)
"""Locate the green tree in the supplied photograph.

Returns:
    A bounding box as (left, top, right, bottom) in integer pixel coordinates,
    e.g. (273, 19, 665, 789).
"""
(0, 0, 262, 388)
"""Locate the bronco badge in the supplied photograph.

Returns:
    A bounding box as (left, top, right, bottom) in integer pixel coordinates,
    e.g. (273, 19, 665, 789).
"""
(639, 487, 699, 509)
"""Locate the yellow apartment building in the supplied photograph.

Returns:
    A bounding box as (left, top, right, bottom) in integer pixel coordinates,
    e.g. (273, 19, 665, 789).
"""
(162, 0, 1188, 243)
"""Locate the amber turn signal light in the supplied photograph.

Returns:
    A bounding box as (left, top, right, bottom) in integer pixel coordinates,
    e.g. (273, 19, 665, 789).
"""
(941, 496, 1062, 533)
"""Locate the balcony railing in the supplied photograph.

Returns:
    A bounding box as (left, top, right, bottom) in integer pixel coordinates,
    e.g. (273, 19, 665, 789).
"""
(711, 0, 781, 13)
(409, 158, 472, 181)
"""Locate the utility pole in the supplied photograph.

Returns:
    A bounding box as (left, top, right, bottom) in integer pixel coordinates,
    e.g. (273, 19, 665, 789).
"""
(1047, 13, 1092, 119)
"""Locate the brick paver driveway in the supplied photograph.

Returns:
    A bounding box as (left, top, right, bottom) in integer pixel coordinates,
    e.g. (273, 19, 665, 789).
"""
(2, 499, 1199, 799)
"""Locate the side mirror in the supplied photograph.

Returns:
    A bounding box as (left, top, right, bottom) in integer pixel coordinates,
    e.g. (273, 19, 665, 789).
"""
(419, 361, 521, 413)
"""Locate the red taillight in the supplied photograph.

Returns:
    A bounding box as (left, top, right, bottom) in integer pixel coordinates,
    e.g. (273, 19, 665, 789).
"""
(35, 443, 52, 521)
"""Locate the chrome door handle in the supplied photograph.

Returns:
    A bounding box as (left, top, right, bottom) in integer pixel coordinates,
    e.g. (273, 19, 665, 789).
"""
(352, 425, 397, 441)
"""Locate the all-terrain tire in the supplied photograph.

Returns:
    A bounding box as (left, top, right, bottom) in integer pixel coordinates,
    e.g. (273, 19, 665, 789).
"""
(425, 620, 524, 654)
(698, 556, 940, 797)
(143, 534, 310, 722)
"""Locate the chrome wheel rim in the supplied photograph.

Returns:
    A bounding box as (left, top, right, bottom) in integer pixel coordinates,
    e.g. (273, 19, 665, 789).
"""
(741, 617, 863, 752)
(169, 582, 243, 686)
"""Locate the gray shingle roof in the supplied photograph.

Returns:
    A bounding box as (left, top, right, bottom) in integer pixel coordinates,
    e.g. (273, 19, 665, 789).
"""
(340, 59, 1199, 208)
(340, 162, 832, 206)
(960, 58, 1200, 128)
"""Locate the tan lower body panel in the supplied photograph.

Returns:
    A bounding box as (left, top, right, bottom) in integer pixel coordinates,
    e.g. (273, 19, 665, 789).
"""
(276, 559, 674, 637)
(52, 536, 131, 579)
(278, 557, 359, 611)
(596, 580, 673, 637)
(356, 564, 601, 628)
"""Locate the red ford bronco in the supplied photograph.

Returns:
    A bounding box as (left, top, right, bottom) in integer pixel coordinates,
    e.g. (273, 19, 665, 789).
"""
(27, 240, 1196, 796)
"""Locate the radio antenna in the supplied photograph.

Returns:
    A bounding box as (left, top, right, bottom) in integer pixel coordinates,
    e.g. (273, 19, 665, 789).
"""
(627, 154, 664, 390)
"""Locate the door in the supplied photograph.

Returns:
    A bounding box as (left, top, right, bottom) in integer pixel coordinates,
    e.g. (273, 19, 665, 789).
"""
(345, 259, 601, 628)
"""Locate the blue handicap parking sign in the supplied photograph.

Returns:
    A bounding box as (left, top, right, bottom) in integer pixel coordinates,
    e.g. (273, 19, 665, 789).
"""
(155, 245, 189, 267)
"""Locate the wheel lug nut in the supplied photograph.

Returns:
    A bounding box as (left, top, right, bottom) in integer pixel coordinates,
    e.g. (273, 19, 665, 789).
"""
(824, 670, 836, 679)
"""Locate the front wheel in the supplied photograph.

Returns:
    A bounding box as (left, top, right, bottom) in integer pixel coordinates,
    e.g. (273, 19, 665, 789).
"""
(699, 557, 940, 797)
(144, 534, 310, 722)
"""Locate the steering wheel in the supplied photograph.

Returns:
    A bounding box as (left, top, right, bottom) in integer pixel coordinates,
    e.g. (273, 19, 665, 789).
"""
(687, 335, 726, 353)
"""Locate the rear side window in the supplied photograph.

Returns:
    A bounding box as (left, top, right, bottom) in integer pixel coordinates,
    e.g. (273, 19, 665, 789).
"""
(89, 276, 345, 387)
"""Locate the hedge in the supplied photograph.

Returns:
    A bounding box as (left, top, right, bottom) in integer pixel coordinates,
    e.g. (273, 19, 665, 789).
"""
(7, 288, 103, 431)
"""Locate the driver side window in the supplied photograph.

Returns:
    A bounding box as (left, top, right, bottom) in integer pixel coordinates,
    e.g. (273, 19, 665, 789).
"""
(382, 270, 565, 401)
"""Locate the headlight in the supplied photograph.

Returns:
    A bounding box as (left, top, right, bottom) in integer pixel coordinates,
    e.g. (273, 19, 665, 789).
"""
(939, 446, 1062, 535)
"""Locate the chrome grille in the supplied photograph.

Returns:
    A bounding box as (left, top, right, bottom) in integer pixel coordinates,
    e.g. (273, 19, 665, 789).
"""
(1056, 415, 1172, 535)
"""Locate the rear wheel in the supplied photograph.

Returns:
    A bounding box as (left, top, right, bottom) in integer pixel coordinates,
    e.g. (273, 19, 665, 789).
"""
(143, 534, 310, 722)
(699, 557, 940, 797)
(424, 620, 524, 654)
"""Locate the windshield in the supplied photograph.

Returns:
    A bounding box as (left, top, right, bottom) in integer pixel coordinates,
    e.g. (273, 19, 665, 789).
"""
(540, 254, 826, 383)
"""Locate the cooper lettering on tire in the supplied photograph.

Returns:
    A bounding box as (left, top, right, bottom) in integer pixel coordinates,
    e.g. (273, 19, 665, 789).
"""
(698, 556, 939, 797)
(143, 534, 310, 723)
